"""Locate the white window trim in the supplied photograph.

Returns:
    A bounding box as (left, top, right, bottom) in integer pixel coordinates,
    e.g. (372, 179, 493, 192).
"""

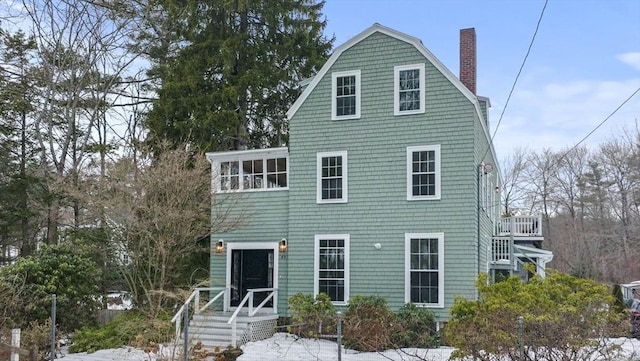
(406, 145, 441, 201)
(314, 234, 350, 305)
(208, 148, 289, 193)
(317, 150, 348, 204)
(404, 232, 444, 308)
(331, 70, 361, 120)
(394, 63, 425, 116)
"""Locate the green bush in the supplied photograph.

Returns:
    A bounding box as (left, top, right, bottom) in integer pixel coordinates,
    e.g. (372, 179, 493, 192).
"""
(392, 303, 438, 348)
(343, 295, 399, 352)
(445, 272, 628, 361)
(0, 243, 102, 332)
(287, 293, 336, 338)
(69, 310, 173, 353)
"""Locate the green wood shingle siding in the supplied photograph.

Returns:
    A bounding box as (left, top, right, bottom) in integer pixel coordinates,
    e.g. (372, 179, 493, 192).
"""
(208, 29, 497, 321)
(287, 32, 481, 320)
(210, 191, 289, 309)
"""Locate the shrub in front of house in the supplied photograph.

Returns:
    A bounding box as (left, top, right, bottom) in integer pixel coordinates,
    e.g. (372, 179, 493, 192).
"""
(342, 295, 399, 352)
(288, 293, 440, 351)
(392, 303, 438, 348)
(445, 272, 628, 361)
(70, 310, 173, 353)
(287, 292, 336, 338)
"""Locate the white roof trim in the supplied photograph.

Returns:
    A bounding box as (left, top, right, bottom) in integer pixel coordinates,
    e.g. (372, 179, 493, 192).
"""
(205, 146, 288, 163)
(513, 244, 554, 262)
(286, 23, 498, 163)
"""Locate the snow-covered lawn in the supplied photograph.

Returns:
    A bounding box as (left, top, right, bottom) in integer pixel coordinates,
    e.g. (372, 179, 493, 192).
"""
(237, 333, 640, 361)
(238, 333, 454, 360)
(59, 333, 640, 361)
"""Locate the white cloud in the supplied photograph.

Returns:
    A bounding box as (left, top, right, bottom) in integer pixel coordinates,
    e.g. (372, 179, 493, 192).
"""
(544, 81, 591, 99)
(617, 52, 640, 71)
(492, 77, 640, 157)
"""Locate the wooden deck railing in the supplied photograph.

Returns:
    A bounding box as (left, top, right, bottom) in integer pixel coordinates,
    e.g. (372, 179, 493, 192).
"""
(227, 288, 278, 347)
(491, 237, 513, 265)
(171, 287, 227, 339)
(495, 215, 542, 237)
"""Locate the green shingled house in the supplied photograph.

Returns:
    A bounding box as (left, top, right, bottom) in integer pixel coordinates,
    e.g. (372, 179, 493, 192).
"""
(176, 24, 553, 347)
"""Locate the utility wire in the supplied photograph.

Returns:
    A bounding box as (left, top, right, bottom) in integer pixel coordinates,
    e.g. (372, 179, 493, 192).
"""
(481, 0, 548, 161)
(544, 86, 640, 170)
(491, 86, 640, 215)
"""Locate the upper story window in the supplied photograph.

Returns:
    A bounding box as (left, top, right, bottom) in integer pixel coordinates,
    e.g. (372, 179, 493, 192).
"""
(407, 145, 441, 201)
(221, 161, 240, 191)
(394, 64, 425, 116)
(331, 70, 361, 120)
(317, 151, 348, 203)
(210, 148, 288, 193)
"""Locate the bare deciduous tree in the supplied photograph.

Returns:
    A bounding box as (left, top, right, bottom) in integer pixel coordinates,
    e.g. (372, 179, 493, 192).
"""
(94, 143, 241, 317)
(20, 0, 144, 243)
(500, 147, 530, 216)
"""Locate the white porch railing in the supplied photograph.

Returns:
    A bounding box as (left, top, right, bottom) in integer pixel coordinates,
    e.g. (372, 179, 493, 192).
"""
(496, 215, 542, 237)
(227, 288, 278, 347)
(491, 237, 514, 266)
(171, 287, 227, 339)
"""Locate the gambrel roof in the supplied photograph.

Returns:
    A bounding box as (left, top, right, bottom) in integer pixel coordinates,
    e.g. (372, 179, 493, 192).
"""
(288, 23, 475, 117)
(286, 23, 497, 162)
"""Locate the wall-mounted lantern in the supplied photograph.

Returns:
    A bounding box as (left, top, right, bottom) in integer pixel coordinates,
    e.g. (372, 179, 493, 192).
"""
(215, 239, 225, 254)
(279, 238, 288, 253)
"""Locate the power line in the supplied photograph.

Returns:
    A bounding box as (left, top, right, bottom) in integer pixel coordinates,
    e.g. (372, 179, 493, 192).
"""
(549, 86, 640, 169)
(481, 0, 548, 162)
(497, 86, 640, 214)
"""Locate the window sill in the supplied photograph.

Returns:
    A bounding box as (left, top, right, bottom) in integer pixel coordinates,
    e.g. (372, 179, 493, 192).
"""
(394, 109, 425, 116)
(317, 198, 348, 204)
(331, 114, 361, 121)
(407, 196, 441, 201)
(217, 187, 289, 194)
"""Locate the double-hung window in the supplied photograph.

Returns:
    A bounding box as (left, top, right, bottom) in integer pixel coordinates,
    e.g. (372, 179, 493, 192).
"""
(331, 70, 361, 120)
(405, 233, 444, 307)
(315, 234, 350, 304)
(407, 145, 441, 200)
(394, 64, 425, 116)
(317, 151, 348, 203)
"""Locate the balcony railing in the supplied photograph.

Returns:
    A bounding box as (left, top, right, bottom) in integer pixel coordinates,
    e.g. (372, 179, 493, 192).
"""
(491, 215, 544, 270)
(495, 215, 542, 237)
(491, 237, 513, 265)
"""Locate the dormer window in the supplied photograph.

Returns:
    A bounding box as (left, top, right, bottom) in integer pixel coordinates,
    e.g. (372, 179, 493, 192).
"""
(394, 64, 425, 116)
(331, 70, 361, 120)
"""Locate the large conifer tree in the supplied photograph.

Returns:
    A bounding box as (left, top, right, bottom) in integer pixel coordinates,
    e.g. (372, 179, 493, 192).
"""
(144, 0, 333, 151)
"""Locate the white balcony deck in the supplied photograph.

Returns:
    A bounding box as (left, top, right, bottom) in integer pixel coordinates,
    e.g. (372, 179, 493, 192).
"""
(495, 215, 543, 239)
(490, 215, 546, 271)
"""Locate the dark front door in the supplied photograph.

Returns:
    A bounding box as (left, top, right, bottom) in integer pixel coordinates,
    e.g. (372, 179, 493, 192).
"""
(230, 249, 274, 308)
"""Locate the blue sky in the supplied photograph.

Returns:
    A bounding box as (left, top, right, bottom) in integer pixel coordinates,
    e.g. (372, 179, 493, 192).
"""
(322, 0, 640, 158)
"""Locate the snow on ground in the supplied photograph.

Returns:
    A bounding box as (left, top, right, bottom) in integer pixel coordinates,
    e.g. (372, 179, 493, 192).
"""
(237, 333, 454, 360)
(59, 345, 181, 361)
(59, 334, 640, 361)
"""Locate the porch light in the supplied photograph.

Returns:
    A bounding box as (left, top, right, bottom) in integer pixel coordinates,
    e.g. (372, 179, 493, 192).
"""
(279, 238, 288, 253)
(215, 240, 225, 253)
(482, 163, 494, 174)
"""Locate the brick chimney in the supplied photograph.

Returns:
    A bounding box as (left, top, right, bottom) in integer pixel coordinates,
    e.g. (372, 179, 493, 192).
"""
(460, 28, 476, 95)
